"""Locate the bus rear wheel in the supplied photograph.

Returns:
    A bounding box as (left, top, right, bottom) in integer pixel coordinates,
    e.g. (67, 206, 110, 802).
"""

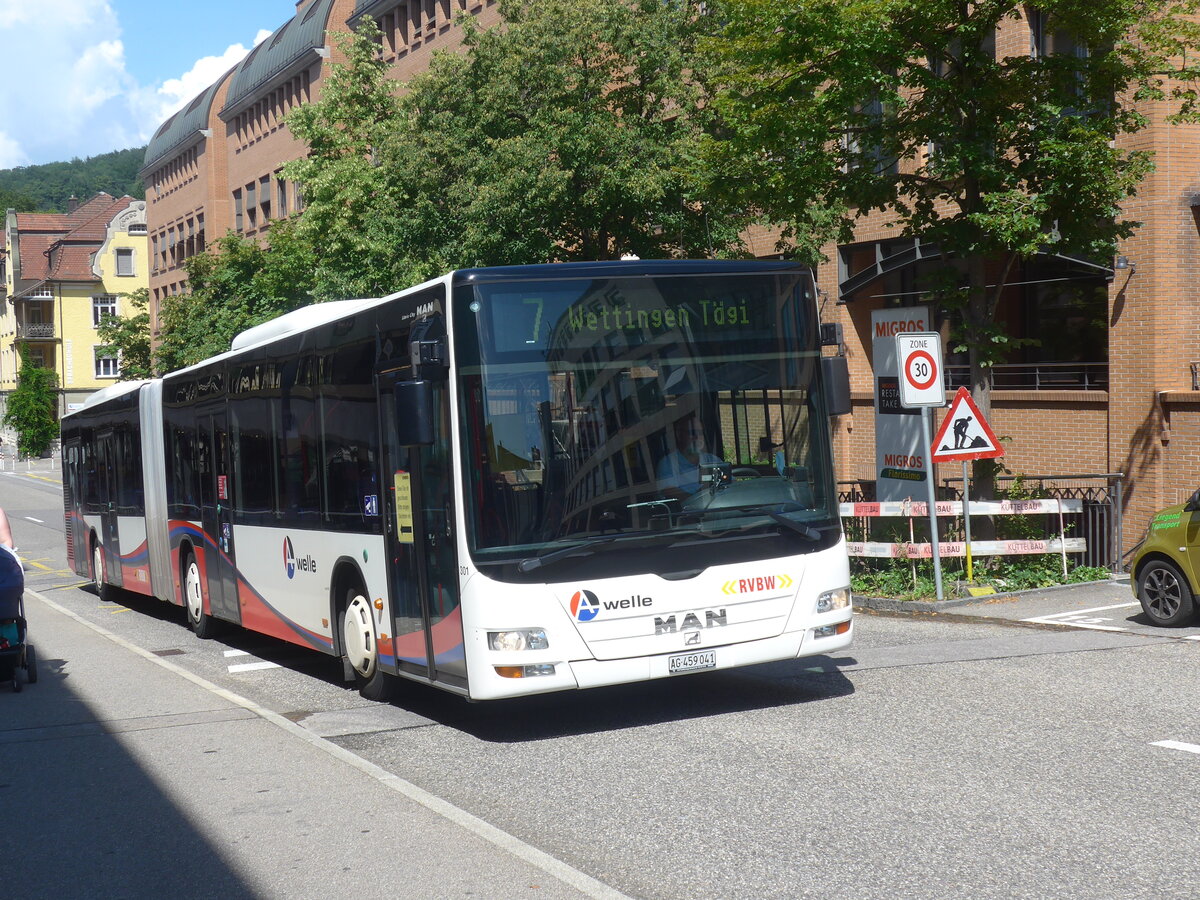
(341, 589, 390, 701)
(184, 551, 216, 639)
(92, 540, 109, 602)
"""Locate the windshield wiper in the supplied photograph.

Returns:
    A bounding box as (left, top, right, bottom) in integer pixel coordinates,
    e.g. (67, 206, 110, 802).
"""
(517, 538, 617, 573)
(689, 504, 824, 541)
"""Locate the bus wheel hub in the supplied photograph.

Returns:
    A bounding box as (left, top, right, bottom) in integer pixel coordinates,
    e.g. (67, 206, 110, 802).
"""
(343, 595, 377, 678)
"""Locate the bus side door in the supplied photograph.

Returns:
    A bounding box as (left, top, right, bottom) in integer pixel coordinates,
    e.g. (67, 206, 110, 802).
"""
(96, 429, 122, 589)
(198, 413, 240, 623)
(377, 369, 465, 687)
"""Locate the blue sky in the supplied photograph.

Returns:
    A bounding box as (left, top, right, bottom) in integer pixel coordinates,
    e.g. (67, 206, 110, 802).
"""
(0, 0, 292, 169)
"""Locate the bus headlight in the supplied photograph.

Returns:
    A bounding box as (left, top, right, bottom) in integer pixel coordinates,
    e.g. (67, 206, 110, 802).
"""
(816, 587, 851, 614)
(488, 629, 549, 652)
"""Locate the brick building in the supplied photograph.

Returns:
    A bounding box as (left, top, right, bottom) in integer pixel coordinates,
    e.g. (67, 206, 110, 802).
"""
(140, 1, 1198, 552)
(140, 0, 499, 332)
(0, 193, 149, 438)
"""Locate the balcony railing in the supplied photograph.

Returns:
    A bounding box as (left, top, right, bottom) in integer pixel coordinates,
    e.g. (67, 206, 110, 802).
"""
(945, 362, 1107, 392)
(16, 323, 57, 339)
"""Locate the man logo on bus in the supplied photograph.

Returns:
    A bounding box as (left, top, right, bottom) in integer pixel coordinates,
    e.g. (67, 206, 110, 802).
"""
(570, 589, 600, 622)
(283, 537, 296, 579)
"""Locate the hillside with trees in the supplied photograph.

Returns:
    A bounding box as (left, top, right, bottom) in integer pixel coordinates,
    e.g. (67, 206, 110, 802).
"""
(0, 147, 145, 212)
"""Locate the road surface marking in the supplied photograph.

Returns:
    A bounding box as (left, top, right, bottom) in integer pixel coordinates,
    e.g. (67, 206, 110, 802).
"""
(24, 516, 43, 524)
(28, 587, 630, 900)
(1022, 602, 1141, 632)
(228, 660, 281, 673)
(223, 649, 250, 658)
(1152, 740, 1200, 755)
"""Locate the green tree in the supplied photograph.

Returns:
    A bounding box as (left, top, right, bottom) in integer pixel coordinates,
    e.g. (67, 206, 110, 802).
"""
(96, 287, 154, 379)
(284, 21, 415, 299)
(284, 2, 746, 292)
(2, 345, 59, 458)
(155, 222, 317, 372)
(704, 0, 1200, 500)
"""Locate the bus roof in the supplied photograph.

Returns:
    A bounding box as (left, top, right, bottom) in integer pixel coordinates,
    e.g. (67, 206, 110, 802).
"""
(450, 259, 808, 285)
(65, 379, 149, 418)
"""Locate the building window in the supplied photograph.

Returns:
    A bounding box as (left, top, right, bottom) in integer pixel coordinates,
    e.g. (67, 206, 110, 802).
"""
(115, 247, 135, 276)
(277, 175, 288, 217)
(234, 189, 244, 232)
(93, 294, 118, 327)
(29, 286, 52, 299)
(95, 349, 119, 379)
(128, 223, 147, 235)
(260, 175, 271, 221)
(245, 181, 257, 230)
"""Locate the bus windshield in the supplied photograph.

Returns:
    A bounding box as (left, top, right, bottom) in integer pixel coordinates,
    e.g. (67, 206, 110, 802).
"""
(453, 270, 841, 580)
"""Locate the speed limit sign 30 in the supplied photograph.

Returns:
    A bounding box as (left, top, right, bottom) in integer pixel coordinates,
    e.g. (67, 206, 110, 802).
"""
(896, 333, 945, 408)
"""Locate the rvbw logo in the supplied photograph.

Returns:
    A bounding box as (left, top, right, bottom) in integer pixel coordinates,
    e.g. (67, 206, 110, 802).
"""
(283, 537, 317, 580)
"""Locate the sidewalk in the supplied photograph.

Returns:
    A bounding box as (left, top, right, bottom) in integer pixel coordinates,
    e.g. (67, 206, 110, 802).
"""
(855, 575, 1135, 617)
(0, 589, 622, 900)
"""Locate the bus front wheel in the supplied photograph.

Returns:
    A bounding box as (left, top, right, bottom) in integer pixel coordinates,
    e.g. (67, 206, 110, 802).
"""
(184, 551, 216, 639)
(341, 589, 390, 701)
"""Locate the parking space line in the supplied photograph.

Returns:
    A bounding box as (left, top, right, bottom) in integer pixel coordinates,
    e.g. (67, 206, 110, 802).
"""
(1151, 740, 1200, 755)
(223, 649, 250, 658)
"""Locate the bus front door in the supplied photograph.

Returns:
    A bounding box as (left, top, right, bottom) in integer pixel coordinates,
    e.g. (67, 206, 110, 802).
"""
(378, 371, 466, 688)
(198, 414, 240, 623)
(96, 429, 122, 589)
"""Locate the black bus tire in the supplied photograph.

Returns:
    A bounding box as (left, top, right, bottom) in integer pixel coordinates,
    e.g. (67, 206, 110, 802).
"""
(183, 550, 217, 639)
(340, 585, 390, 702)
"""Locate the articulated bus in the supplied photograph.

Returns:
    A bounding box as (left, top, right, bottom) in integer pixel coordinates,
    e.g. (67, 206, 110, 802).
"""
(61, 261, 854, 700)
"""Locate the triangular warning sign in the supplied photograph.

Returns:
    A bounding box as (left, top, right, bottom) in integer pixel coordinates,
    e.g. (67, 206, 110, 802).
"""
(931, 387, 1004, 463)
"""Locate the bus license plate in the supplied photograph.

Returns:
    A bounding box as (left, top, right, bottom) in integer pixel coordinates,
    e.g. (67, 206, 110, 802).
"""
(669, 649, 716, 674)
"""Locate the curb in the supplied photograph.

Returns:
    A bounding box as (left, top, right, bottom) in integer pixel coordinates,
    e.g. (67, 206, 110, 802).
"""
(854, 575, 1132, 615)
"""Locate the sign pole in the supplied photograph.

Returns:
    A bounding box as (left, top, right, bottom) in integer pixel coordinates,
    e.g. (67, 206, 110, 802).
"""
(962, 460, 973, 583)
(922, 406, 944, 601)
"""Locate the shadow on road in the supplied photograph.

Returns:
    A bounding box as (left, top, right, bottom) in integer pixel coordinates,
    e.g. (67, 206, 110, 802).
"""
(385, 659, 857, 742)
(0, 651, 258, 897)
(95, 585, 858, 742)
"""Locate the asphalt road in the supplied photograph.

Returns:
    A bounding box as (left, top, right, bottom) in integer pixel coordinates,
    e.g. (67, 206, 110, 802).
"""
(2, 459, 1198, 899)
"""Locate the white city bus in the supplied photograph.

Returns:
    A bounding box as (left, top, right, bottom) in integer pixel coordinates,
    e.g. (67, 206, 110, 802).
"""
(61, 261, 853, 700)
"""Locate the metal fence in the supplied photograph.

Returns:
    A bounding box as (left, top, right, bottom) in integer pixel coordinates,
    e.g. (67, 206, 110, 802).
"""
(838, 473, 1124, 571)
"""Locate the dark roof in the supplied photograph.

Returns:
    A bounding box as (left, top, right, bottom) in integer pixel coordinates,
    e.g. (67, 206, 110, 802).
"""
(221, 0, 336, 117)
(142, 75, 230, 172)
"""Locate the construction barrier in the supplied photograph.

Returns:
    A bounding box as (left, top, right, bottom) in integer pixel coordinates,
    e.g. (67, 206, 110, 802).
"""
(847, 538, 1087, 559)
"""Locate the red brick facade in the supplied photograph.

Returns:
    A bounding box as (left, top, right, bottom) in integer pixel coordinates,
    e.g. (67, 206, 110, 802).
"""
(140, 1, 1200, 552)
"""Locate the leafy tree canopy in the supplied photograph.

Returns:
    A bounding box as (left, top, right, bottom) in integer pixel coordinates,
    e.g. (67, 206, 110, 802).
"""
(2, 345, 59, 457)
(154, 223, 316, 373)
(704, 0, 1200, 397)
(0, 147, 145, 212)
(96, 288, 154, 380)
(284, 1, 748, 301)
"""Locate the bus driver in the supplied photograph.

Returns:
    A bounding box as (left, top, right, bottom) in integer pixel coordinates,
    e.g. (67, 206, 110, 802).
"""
(656, 415, 723, 498)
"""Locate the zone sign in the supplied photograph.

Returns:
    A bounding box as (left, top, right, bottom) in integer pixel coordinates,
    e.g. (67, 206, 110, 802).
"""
(896, 332, 945, 408)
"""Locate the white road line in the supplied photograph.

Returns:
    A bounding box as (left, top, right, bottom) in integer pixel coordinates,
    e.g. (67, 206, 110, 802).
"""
(24, 516, 43, 524)
(223, 649, 250, 658)
(1031, 602, 1141, 618)
(1022, 601, 1141, 632)
(1152, 740, 1200, 755)
(27, 587, 629, 900)
(228, 661, 281, 673)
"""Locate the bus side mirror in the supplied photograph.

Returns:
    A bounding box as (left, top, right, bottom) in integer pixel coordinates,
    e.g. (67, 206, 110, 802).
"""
(822, 356, 851, 416)
(394, 380, 435, 446)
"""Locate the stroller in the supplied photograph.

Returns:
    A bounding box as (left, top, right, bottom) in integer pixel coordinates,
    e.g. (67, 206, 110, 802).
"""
(0, 543, 36, 691)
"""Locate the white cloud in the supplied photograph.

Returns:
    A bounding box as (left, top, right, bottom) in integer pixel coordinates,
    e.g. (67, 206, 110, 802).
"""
(141, 28, 273, 131)
(0, 3, 268, 167)
(0, 131, 27, 170)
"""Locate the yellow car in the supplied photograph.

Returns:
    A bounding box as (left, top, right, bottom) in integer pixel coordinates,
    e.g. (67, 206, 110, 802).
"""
(1130, 499, 1200, 627)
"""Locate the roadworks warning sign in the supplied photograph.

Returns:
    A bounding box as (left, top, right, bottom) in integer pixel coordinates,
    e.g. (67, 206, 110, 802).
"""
(931, 387, 1003, 464)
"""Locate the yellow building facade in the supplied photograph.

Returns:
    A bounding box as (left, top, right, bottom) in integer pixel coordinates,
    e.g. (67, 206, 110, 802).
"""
(0, 194, 148, 445)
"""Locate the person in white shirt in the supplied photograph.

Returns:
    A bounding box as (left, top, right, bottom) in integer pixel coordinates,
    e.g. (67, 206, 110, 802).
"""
(656, 415, 723, 498)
